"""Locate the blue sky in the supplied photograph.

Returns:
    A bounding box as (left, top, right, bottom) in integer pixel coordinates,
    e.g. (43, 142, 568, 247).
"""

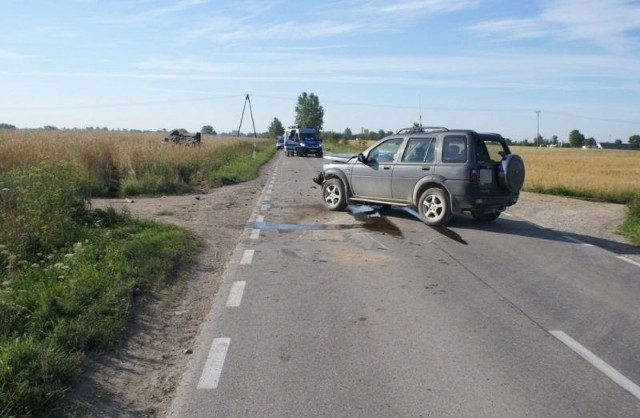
(2, 0, 640, 142)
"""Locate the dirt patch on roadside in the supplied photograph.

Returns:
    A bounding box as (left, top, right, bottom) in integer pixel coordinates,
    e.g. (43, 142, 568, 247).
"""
(508, 192, 638, 259)
(59, 159, 275, 417)
(59, 159, 637, 417)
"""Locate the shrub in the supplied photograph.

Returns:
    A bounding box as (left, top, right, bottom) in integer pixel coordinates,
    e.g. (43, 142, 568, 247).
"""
(0, 162, 90, 259)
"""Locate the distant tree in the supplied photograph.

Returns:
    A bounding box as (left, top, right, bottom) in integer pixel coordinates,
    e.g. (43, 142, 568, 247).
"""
(614, 139, 623, 148)
(568, 129, 585, 148)
(585, 137, 596, 148)
(551, 135, 559, 145)
(295, 92, 324, 131)
(201, 125, 216, 135)
(43, 125, 58, 130)
(344, 128, 352, 139)
(629, 135, 640, 150)
(268, 118, 284, 138)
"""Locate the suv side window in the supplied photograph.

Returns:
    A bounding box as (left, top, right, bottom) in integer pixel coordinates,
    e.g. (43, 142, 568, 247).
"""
(368, 137, 403, 163)
(442, 135, 467, 163)
(402, 137, 435, 163)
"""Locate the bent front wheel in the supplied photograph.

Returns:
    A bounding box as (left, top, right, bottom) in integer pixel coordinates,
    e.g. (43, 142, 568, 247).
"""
(321, 179, 347, 211)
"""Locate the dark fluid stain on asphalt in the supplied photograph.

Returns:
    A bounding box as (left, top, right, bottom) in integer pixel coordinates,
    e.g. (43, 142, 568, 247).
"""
(248, 204, 404, 237)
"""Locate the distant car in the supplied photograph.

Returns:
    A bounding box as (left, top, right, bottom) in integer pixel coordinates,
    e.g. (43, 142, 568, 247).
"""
(312, 126, 525, 226)
(276, 136, 285, 150)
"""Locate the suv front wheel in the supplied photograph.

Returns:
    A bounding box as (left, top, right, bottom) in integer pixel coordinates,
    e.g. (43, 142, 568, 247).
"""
(418, 188, 451, 226)
(322, 178, 347, 211)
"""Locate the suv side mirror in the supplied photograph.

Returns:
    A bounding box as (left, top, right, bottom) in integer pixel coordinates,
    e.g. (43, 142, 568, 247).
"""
(357, 153, 367, 163)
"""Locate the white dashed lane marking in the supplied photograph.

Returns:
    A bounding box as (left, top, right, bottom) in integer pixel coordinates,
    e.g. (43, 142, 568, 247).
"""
(226, 281, 246, 307)
(240, 249, 255, 265)
(198, 162, 279, 391)
(617, 255, 640, 268)
(551, 330, 640, 401)
(197, 338, 231, 390)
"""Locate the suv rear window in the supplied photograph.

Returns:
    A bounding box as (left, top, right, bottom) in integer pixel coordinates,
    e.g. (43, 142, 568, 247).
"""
(442, 135, 467, 163)
(477, 138, 509, 163)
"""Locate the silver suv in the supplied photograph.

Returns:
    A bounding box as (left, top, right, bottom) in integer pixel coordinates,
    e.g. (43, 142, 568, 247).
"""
(312, 127, 525, 226)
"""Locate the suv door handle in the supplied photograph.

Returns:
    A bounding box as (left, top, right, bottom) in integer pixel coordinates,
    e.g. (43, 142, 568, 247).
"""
(383, 166, 391, 170)
(422, 166, 431, 171)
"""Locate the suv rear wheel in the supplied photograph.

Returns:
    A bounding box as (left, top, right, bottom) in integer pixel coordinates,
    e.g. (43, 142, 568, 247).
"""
(418, 188, 451, 226)
(322, 178, 347, 211)
(470, 209, 501, 222)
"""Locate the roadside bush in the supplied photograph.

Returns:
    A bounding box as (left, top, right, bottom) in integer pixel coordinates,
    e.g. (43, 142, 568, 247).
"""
(618, 194, 640, 246)
(208, 143, 275, 187)
(0, 161, 90, 259)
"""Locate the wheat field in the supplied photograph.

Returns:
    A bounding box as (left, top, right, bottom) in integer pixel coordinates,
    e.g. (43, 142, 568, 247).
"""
(1, 130, 638, 202)
(515, 146, 640, 203)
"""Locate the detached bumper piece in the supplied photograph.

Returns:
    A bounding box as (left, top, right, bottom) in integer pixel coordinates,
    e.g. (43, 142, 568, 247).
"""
(312, 173, 324, 185)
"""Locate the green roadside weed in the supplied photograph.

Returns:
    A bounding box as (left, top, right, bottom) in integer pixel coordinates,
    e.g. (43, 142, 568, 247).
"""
(618, 195, 640, 246)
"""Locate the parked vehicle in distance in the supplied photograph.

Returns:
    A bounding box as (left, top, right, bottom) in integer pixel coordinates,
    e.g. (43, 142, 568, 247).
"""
(276, 135, 285, 150)
(284, 125, 323, 157)
(312, 126, 525, 226)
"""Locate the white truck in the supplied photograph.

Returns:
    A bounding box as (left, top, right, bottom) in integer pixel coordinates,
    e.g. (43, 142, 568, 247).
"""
(283, 125, 323, 157)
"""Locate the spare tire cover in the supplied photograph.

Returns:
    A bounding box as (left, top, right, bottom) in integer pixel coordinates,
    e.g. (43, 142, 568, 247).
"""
(499, 154, 525, 193)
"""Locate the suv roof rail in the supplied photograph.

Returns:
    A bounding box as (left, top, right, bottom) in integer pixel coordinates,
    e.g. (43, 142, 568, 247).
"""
(396, 126, 448, 134)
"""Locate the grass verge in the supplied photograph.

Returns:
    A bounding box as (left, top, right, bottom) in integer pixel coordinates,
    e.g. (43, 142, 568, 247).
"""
(0, 140, 274, 417)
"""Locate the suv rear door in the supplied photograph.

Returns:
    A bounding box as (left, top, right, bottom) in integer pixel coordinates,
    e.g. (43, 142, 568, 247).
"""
(435, 134, 469, 195)
(475, 134, 512, 195)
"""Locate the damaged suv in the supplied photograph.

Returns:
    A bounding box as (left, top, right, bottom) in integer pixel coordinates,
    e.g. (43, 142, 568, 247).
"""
(312, 127, 525, 226)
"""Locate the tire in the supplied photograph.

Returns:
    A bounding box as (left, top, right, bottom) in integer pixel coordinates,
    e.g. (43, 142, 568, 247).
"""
(499, 154, 525, 194)
(321, 178, 347, 211)
(418, 188, 451, 226)
(471, 209, 501, 222)
(316, 151, 323, 158)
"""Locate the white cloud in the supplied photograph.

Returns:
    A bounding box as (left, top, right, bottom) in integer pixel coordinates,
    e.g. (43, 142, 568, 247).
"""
(0, 50, 33, 60)
(180, 0, 477, 43)
(103, 0, 209, 24)
(471, 0, 640, 51)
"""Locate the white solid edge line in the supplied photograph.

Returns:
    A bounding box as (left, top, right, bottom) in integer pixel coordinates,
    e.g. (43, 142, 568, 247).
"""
(617, 255, 640, 268)
(550, 330, 640, 401)
(226, 281, 246, 307)
(562, 235, 594, 246)
(240, 249, 255, 265)
(197, 338, 231, 390)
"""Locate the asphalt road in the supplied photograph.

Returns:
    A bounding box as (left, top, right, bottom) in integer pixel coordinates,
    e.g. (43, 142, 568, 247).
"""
(169, 152, 640, 417)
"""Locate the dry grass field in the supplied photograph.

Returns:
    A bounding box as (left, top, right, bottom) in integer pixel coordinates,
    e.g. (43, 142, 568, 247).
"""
(514, 146, 640, 203)
(0, 129, 255, 172)
(1, 130, 638, 203)
(0, 129, 270, 196)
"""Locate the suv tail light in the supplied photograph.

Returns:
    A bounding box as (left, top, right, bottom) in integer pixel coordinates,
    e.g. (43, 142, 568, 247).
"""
(469, 168, 479, 183)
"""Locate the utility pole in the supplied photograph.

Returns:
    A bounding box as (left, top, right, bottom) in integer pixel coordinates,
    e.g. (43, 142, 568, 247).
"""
(237, 94, 257, 138)
(536, 110, 541, 146)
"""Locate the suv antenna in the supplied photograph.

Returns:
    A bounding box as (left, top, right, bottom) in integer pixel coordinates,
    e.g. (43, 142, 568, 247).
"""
(237, 94, 257, 138)
(419, 95, 423, 128)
